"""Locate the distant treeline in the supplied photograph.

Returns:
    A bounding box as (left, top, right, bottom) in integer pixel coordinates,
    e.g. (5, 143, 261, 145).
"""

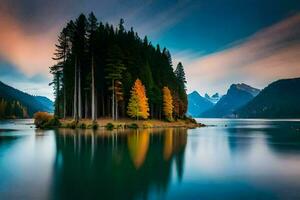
(0, 98, 28, 119)
(50, 13, 187, 120)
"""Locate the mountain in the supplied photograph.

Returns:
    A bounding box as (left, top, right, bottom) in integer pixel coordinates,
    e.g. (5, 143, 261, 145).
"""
(236, 78, 300, 118)
(205, 93, 222, 104)
(201, 83, 260, 118)
(0, 81, 54, 117)
(187, 91, 214, 117)
(34, 96, 54, 113)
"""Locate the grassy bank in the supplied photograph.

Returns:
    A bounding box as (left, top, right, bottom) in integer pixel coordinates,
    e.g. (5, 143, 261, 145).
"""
(34, 112, 204, 130)
(60, 118, 204, 130)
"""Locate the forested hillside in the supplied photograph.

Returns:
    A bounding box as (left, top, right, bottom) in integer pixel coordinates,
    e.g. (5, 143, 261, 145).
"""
(0, 98, 28, 119)
(35, 96, 54, 113)
(237, 78, 300, 118)
(0, 81, 53, 116)
(50, 13, 187, 120)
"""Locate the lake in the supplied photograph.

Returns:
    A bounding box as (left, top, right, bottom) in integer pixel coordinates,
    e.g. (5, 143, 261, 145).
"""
(1, 119, 300, 199)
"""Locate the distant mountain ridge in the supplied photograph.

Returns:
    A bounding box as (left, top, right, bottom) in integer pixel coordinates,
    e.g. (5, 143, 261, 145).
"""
(234, 83, 260, 96)
(205, 93, 221, 104)
(187, 91, 214, 117)
(35, 96, 54, 113)
(201, 83, 260, 118)
(237, 78, 300, 118)
(0, 81, 54, 117)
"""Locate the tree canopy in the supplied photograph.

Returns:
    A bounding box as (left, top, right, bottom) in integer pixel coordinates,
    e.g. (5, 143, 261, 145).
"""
(50, 13, 188, 120)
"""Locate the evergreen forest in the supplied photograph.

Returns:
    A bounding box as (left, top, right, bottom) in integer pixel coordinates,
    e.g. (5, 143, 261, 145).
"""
(0, 98, 28, 119)
(50, 13, 187, 121)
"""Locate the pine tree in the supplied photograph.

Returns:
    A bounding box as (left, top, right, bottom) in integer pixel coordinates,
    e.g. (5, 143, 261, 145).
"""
(174, 62, 187, 118)
(51, 13, 188, 120)
(174, 62, 186, 88)
(50, 64, 62, 117)
(162, 86, 173, 121)
(72, 14, 88, 121)
(127, 79, 149, 119)
(105, 45, 126, 120)
(52, 27, 71, 119)
(88, 12, 98, 121)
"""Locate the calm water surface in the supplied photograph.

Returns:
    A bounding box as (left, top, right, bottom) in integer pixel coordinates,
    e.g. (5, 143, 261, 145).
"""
(1, 119, 300, 199)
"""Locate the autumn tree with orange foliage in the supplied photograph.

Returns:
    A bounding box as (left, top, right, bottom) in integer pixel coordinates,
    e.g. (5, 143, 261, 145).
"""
(127, 79, 150, 119)
(163, 86, 174, 121)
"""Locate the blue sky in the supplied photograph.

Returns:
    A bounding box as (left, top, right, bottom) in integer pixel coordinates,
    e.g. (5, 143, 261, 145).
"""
(1, 0, 300, 100)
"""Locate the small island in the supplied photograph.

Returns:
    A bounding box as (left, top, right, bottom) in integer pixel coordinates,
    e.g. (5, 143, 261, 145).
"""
(34, 112, 202, 130)
(36, 13, 201, 130)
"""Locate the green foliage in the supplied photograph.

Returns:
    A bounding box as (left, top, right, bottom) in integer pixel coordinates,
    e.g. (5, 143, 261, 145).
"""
(128, 123, 139, 129)
(106, 123, 114, 130)
(92, 121, 99, 130)
(78, 122, 87, 129)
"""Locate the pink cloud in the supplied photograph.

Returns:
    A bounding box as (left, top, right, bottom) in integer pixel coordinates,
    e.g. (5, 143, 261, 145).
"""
(0, 12, 58, 76)
(185, 14, 300, 95)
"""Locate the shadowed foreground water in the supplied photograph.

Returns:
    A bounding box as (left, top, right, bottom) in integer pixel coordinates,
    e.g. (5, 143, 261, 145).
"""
(1, 119, 300, 199)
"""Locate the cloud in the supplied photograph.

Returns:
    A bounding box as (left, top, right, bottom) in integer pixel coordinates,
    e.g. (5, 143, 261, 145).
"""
(0, 0, 195, 77)
(183, 14, 300, 95)
(0, 12, 57, 76)
(0, 0, 195, 99)
(132, 0, 200, 38)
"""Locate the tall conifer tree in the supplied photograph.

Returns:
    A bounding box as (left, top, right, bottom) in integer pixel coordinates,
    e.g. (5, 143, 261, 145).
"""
(87, 12, 98, 121)
(105, 45, 125, 120)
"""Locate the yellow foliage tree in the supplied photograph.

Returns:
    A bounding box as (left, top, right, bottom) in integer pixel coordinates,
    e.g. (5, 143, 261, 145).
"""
(163, 86, 173, 121)
(127, 79, 150, 119)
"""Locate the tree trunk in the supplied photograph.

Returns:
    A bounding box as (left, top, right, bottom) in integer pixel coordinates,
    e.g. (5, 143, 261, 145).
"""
(85, 92, 88, 118)
(116, 98, 118, 120)
(73, 57, 78, 121)
(63, 56, 66, 119)
(101, 90, 105, 117)
(112, 79, 115, 120)
(151, 103, 154, 119)
(91, 55, 96, 121)
(63, 86, 66, 119)
(78, 62, 82, 120)
(95, 90, 98, 119)
(57, 73, 60, 117)
(107, 96, 111, 117)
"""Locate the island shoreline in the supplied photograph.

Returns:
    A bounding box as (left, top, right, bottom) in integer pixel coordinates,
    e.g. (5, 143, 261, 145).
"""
(34, 115, 205, 130)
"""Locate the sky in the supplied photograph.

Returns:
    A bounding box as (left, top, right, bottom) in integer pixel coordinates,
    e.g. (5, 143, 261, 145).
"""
(1, 0, 300, 100)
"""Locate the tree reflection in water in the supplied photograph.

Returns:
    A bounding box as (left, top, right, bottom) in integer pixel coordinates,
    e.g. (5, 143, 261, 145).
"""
(51, 128, 187, 200)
